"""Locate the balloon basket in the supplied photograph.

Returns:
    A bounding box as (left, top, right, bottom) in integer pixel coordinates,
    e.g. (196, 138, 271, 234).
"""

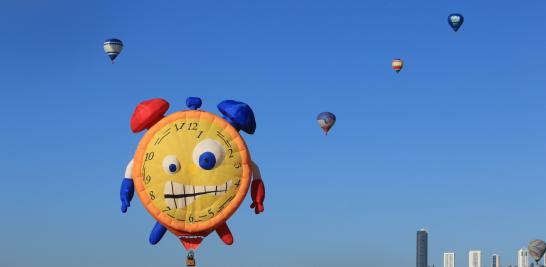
(186, 250, 196, 266)
(186, 258, 195, 266)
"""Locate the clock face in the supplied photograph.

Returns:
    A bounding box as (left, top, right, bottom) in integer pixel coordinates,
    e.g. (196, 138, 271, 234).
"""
(132, 110, 251, 233)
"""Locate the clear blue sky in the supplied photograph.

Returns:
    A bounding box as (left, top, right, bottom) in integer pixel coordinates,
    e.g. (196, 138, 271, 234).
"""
(1, 1, 545, 266)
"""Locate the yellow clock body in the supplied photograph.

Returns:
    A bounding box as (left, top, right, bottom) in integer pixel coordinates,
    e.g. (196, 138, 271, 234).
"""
(132, 110, 251, 234)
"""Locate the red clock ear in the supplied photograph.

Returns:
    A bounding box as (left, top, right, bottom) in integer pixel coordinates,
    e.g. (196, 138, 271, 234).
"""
(130, 98, 170, 133)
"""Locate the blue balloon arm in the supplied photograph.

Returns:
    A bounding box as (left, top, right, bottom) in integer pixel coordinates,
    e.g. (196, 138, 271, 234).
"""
(149, 222, 168, 245)
(120, 178, 134, 213)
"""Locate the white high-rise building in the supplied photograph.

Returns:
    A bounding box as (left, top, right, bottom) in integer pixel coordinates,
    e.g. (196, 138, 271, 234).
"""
(444, 252, 455, 267)
(492, 254, 500, 267)
(469, 250, 482, 267)
(518, 248, 529, 267)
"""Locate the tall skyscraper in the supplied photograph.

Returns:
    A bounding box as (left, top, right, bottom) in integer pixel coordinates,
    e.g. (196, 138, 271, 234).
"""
(492, 254, 500, 267)
(469, 250, 482, 267)
(444, 252, 455, 267)
(518, 248, 529, 267)
(417, 229, 428, 267)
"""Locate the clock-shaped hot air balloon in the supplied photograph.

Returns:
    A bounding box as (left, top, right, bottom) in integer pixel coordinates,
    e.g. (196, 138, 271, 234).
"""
(120, 97, 265, 266)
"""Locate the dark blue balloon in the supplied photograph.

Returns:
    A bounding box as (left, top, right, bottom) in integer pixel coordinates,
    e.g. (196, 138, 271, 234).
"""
(448, 13, 464, 32)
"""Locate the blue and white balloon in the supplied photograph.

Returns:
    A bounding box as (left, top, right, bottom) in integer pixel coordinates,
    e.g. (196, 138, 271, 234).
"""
(103, 38, 124, 63)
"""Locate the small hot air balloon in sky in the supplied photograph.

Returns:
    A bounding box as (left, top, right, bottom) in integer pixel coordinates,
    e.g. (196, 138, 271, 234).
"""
(317, 112, 336, 135)
(528, 239, 546, 264)
(392, 59, 403, 74)
(103, 38, 124, 63)
(448, 13, 464, 32)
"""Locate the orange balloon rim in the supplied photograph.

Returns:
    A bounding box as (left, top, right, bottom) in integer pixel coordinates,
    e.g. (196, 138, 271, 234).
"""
(132, 110, 252, 233)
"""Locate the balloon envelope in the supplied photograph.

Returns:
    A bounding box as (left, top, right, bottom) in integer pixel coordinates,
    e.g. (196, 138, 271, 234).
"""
(317, 112, 336, 135)
(103, 38, 124, 63)
(392, 59, 403, 73)
(448, 13, 464, 32)
(529, 240, 546, 263)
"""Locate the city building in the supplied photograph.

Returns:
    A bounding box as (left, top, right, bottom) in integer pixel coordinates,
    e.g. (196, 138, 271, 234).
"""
(444, 252, 455, 267)
(417, 229, 428, 267)
(518, 248, 529, 267)
(469, 250, 481, 267)
(492, 254, 500, 267)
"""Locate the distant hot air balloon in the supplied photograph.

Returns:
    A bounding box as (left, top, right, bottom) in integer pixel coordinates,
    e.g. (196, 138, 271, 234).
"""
(317, 112, 336, 135)
(528, 239, 546, 264)
(392, 59, 403, 74)
(448, 13, 464, 32)
(103, 38, 124, 63)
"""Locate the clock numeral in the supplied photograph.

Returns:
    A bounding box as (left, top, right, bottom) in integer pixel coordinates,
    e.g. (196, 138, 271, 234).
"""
(188, 122, 198, 130)
(144, 175, 151, 185)
(196, 131, 203, 139)
(149, 191, 156, 200)
(175, 122, 186, 131)
(175, 122, 198, 131)
(162, 206, 171, 212)
(228, 148, 234, 158)
(234, 162, 241, 169)
(234, 180, 240, 188)
(188, 216, 194, 222)
(208, 209, 215, 217)
(145, 152, 154, 161)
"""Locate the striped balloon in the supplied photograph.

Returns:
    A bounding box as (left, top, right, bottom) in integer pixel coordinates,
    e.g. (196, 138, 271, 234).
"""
(528, 239, 546, 263)
(392, 59, 404, 74)
(103, 38, 124, 63)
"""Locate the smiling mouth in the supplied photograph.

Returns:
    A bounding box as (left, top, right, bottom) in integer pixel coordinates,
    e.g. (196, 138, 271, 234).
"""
(164, 180, 233, 209)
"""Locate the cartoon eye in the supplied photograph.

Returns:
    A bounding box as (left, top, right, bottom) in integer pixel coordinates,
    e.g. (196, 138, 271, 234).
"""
(162, 155, 181, 174)
(193, 139, 225, 170)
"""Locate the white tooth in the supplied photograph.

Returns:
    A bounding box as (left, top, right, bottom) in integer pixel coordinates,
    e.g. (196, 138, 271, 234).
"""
(185, 197, 195, 207)
(194, 186, 205, 194)
(165, 199, 176, 209)
(174, 182, 185, 208)
(205, 185, 216, 193)
(217, 183, 226, 192)
(184, 185, 196, 200)
(164, 181, 176, 209)
(164, 181, 173, 195)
